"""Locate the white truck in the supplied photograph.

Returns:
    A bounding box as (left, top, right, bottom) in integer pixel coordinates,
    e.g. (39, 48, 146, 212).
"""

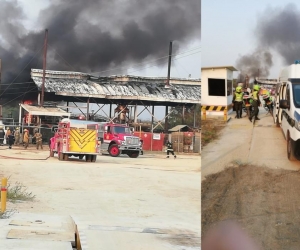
(275, 62, 300, 160)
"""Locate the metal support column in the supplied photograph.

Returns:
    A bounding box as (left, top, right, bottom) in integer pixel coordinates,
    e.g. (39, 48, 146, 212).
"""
(164, 105, 169, 133)
(182, 104, 185, 124)
(86, 98, 90, 120)
(109, 104, 112, 119)
(134, 104, 138, 123)
(193, 104, 196, 128)
(18, 104, 22, 126)
(151, 105, 155, 151)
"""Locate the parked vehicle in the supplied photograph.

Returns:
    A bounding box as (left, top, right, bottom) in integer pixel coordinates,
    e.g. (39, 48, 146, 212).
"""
(276, 62, 300, 160)
(98, 122, 142, 158)
(51, 118, 100, 162)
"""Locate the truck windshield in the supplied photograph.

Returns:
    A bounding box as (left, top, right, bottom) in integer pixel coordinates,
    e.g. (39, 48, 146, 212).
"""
(292, 84, 300, 108)
(113, 126, 130, 134)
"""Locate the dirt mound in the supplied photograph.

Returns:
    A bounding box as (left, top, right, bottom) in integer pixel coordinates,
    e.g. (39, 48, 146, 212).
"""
(202, 162, 300, 250)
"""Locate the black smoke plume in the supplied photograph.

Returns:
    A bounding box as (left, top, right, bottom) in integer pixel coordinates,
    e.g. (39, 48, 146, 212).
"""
(0, 0, 201, 102)
(236, 3, 300, 80)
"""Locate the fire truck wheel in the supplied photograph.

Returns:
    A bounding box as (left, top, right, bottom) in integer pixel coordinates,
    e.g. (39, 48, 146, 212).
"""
(63, 153, 68, 161)
(109, 144, 120, 157)
(85, 155, 92, 162)
(58, 152, 64, 161)
(91, 155, 97, 162)
(127, 151, 140, 158)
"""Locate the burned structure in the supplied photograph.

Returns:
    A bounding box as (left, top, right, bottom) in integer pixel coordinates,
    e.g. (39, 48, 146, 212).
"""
(28, 69, 201, 131)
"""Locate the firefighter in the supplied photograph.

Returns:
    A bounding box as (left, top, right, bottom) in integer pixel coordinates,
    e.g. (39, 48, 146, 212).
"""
(166, 140, 176, 159)
(33, 130, 43, 150)
(5, 127, 11, 142)
(14, 127, 20, 145)
(7, 133, 15, 149)
(23, 129, 29, 149)
(232, 86, 244, 119)
(249, 84, 261, 122)
(0, 126, 5, 145)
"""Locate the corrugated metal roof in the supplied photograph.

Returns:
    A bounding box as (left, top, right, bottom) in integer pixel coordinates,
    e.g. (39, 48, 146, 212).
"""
(31, 69, 201, 104)
(21, 104, 71, 117)
(168, 125, 191, 132)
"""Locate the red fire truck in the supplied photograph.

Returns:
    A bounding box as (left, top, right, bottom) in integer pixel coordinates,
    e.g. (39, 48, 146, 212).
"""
(98, 122, 142, 158)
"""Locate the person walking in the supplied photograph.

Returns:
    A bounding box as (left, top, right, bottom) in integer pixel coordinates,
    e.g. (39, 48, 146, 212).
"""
(33, 130, 43, 150)
(5, 127, 11, 144)
(14, 127, 20, 145)
(7, 133, 15, 149)
(23, 129, 29, 149)
(166, 140, 176, 159)
(249, 84, 261, 122)
(232, 86, 244, 119)
(0, 126, 5, 145)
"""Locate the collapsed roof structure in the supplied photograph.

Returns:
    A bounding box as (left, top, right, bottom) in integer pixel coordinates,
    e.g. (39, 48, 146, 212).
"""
(30, 69, 201, 106)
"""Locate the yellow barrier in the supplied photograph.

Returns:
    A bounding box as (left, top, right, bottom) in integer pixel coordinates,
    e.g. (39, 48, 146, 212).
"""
(202, 108, 206, 120)
(1, 177, 7, 213)
(224, 108, 227, 121)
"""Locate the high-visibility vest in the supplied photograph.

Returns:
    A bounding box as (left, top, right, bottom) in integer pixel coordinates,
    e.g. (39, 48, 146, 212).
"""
(235, 92, 243, 102)
(252, 90, 258, 100)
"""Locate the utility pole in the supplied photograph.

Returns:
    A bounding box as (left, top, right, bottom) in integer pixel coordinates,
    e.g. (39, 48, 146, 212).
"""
(41, 29, 48, 107)
(165, 41, 173, 87)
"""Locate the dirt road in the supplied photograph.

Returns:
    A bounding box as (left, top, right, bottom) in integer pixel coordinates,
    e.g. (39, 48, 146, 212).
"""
(202, 108, 300, 250)
(0, 149, 200, 250)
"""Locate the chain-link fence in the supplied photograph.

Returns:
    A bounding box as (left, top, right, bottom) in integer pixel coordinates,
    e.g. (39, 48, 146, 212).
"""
(2, 124, 54, 145)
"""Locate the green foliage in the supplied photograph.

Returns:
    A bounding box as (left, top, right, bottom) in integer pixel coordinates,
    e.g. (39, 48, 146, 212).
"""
(0, 181, 35, 203)
(167, 104, 200, 129)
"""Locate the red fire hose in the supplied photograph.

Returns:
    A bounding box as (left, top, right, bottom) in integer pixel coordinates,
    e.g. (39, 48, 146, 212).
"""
(0, 154, 50, 161)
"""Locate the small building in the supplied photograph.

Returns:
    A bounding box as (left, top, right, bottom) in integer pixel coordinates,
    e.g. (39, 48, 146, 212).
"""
(201, 66, 237, 115)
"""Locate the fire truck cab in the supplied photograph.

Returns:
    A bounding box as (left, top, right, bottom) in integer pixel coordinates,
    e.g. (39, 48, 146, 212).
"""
(98, 122, 142, 158)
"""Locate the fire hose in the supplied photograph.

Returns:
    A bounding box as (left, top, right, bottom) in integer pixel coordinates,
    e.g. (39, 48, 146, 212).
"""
(0, 154, 51, 161)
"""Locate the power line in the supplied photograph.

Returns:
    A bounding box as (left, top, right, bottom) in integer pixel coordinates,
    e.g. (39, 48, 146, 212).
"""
(2, 86, 38, 106)
(0, 45, 44, 97)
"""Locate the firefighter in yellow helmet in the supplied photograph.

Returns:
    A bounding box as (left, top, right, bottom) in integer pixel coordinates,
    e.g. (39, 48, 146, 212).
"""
(232, 86, 244, 119)
(14, 127, 20, 145)
(249, 84, 261, 122)
(33, 130, 43, 150)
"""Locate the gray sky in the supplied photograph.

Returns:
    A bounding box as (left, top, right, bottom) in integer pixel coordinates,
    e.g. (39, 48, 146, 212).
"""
(1, 0, 200, 120)
(202, 0, 300, 80)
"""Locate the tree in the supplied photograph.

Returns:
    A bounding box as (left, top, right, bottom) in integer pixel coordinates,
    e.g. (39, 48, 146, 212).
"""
(167, 104, 200, 129)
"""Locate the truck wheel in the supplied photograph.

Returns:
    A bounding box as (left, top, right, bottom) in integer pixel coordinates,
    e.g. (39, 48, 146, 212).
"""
(109, 145, 120, 157)
(63, 153, 68, 161)
(85, 155, 92, 162)
(91, 155, 97, 162)
(127, 151, 139, 158)
(287, 135, 297, 161)
(58, 152, 64, 161)
(79, 155, 84, 160)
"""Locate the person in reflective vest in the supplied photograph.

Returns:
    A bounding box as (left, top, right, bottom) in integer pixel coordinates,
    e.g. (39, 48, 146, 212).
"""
(249, 84, 261, 122)
(14, 127, 20, 145)
(243, 88, 253, 118)
(23, 129, 29, 149)
(232, 86, 244, 119)
(33, 131, 43, 150)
